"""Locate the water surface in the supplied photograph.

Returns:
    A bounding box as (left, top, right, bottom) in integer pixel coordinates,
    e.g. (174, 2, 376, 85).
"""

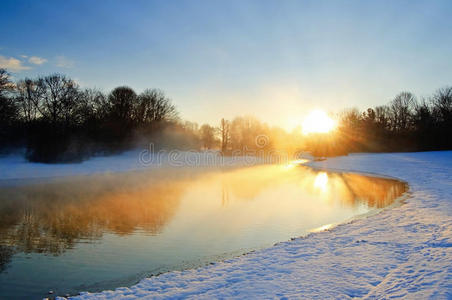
(0, 164, 406, 299)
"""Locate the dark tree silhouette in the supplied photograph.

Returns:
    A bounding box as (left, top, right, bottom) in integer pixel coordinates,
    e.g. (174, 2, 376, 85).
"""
(21, 75, 85, 162)
(389, 92, 417, 133)
(107, 86, 137, 125)
(15, 79, 40, 124)
(0, 69, 19, 151)
(135, 89, 178, 125)
(430, 87, 452, 149)
(34, 74, 81, 126)
(0, 67, 450, 162)
(0, 69, 13, 93)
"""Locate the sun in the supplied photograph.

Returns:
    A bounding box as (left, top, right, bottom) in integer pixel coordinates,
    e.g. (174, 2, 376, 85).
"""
(302, 110, 336, 135)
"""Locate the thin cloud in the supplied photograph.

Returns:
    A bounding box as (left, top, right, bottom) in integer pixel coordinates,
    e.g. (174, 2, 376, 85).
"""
(29, 56, 47, 65)
(0, 55, 31, 71)
(55, 56, 75, 68)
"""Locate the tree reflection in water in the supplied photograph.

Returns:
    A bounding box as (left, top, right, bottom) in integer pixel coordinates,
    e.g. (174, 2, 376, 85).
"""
(0, 165, 406, 271)
(219, 165, 406, 209)
(0, 169, 195, 260)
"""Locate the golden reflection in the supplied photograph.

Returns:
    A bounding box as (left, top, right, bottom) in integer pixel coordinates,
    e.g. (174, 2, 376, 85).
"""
(218, 165, 405, 208)
(311, 223, 334, 232)
(314, 172, 328, 191)
(282, 159, 309, 170)
(0, 164, 406, 264)
(0, 170, 195, 255)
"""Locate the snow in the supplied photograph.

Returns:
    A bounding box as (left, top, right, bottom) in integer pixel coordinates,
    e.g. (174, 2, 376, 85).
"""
(51, 151, 452, 298)
(0, 150, 263, 181)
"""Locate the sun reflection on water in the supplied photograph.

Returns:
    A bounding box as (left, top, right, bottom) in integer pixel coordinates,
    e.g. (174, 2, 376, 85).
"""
(0, 163, 407, 299)
(282, 159, 309, 170)
(314, 172, 328, 191)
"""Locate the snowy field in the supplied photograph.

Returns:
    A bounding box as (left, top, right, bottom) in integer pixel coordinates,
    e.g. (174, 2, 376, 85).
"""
(0, 150, 264, 182)
(46, 151, 451, 300)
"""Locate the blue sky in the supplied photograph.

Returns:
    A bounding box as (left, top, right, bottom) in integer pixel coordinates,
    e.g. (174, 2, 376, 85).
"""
(1, 0, 451, 129)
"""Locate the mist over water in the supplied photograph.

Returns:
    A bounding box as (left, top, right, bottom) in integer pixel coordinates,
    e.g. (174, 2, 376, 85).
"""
(0, 165, 406, 299)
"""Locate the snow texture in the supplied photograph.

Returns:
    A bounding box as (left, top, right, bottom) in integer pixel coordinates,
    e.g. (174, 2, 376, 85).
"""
(0, 150, 263, 181)
(51, 151, 451, 299)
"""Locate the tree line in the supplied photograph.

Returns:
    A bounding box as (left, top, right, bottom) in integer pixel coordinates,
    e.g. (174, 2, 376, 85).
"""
(0, 68, 183, 162)
(0, 67, 451, 162)
(308, 89, 452, 156)
(206, 88, 452, 158)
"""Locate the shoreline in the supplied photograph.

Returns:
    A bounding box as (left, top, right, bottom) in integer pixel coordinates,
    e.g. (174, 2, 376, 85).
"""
(57, 151, 452, 299)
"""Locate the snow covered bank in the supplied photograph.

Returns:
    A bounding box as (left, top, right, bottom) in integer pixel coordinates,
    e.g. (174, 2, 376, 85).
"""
(64, 151, 452, 299)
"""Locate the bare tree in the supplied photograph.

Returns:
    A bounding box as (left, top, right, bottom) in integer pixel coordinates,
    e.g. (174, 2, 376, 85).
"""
(339, 108, 361, 130)
(77, 88, 108, 121)
(0, 69, 17, 125)
(199, 124, 217, 149)
(183, 121, 199, 133)
(0, 69, 19, 148)
(374, 105, 390, 130)
(389, 92, 417, 132)
(413, 99, 432, 130)
(15, 79, 41, 123)
(31, 74, 81, 126)
(0, 69, 14, 97)
(107, 86, 137, 125)
(220, 118, 230, 153)
(431, 86, 452, 123)
(135, 89, 178, 125)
